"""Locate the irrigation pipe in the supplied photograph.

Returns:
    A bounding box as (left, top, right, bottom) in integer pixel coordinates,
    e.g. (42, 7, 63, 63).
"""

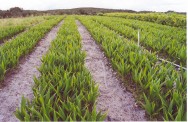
(137, 30, 187, 70)
(158, 58, 187, 70)
(97, 23, 187, 71)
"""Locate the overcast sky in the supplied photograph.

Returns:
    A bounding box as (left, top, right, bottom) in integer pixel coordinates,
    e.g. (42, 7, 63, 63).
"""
(0, 0, 187, 12)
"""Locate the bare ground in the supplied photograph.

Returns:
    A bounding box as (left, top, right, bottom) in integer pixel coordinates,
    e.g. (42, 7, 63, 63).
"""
(76, 20, 146, 121)
(0, 20, 63, 122)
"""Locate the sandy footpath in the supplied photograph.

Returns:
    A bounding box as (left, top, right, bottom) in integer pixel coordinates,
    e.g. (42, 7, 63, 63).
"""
(76, 20, 146, 121)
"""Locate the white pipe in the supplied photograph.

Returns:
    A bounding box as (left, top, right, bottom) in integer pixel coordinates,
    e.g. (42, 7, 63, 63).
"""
(121, 28, 186, 71)
(158, 58, 186, 70)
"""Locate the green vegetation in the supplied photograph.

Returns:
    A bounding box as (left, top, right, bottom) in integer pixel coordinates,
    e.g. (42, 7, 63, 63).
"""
(77, 16, 186, 121)
(0, 26, 25, 43)
(104, 12, 186, 28)
(0, 16, 63, 81)
(0, 16, 52, 43)
(90, 16, 186, 66)
(0, 12, 186, 121)
(15, 16, 105, 121)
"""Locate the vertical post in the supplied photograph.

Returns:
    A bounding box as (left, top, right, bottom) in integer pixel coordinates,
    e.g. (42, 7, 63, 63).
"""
(138, 29, 140, 47)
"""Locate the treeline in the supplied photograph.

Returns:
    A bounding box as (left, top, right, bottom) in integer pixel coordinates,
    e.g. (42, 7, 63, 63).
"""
(0, 7, 47, 18)
(46, 7, 136, 15)
(0, 7, 185, 19)
(0, 7, 136, 18)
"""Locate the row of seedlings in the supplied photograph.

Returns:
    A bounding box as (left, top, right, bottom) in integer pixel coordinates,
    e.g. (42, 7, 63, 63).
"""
(0, 16, 50, 43)
(104, 12, 186, 28)
(15, 16, 105, 121)
(91, 16, 186, 66)
(77, 16, 186, 121)
(92, 16, 186, 44)
(0, 16, 64, 81)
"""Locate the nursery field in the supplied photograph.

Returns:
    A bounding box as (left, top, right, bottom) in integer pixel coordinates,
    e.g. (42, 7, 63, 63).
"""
(0, 13, 186, 121)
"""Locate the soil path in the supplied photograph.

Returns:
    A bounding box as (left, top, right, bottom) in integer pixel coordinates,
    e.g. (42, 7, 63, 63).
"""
(76, 20, 146, 121)
(0, 20, 64, 122)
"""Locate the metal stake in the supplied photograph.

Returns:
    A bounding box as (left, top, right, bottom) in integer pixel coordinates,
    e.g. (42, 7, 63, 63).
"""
(138, 29, 140, 47)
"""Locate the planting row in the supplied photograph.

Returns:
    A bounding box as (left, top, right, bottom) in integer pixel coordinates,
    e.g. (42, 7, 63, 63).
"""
(0, 16, 46, 26)
(0, 16, 64, 82)
(15, 16, 105, 121)
(0, 16, 51, 43)
(77, 16, 186, 121)
(97, 16, 186, 44)
(91, 16, 186, 66)
(104, 12, 186, 28)
(0, 26, 25, 43)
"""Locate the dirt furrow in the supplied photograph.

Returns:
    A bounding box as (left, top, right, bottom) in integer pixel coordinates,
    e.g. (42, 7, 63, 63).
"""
(76, 20, 146, 121)
(0, 20, 63, 122)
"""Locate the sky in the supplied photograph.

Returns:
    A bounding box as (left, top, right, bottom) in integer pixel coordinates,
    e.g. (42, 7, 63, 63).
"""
(0, 0, 187, 12)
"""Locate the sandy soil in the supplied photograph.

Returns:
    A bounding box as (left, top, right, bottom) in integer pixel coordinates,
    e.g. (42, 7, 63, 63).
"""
(76, 20, 146, 121)
(0, 20, 63, 122)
